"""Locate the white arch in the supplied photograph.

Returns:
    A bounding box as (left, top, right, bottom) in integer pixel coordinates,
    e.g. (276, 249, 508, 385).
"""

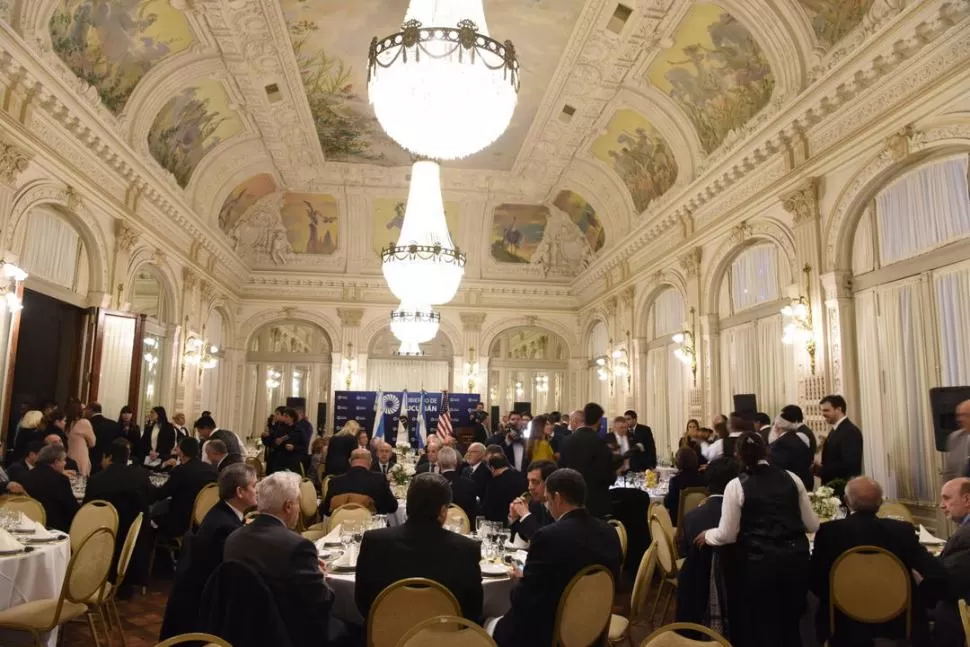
(238, 309, 340, 353)
(480, 316, 578, 361)
(634, 273, 689, 340)
(125, 255, 180, 325)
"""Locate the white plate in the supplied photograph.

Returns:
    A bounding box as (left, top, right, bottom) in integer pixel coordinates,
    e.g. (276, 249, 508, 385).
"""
(480, 562, 509, 577)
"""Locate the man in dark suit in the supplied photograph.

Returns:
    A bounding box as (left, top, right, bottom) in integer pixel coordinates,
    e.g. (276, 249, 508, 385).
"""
(151, 437, 218, 539)
(203, 439, 243, 473)
(437, 446, 479, 521)
(768, 416, 814, 491)
(623, 410, 657, 472)
(19, 444, 79, 532)
(486, 415, 527, 472)
(84, 402, 119, 475)
(676, 457, 739, 625)
(356, 472, 483, 622)
(817, 395, 863, 485)
(6, 440, 41, 484)
(371, 441, 397, 475)
(935, 477, 970, 646)
(558, 403, 616, 518)
(461, 442, 490, 500)
(811, 477, 946, 645)
(160, 463, 256, 639)
(754, 412, 773, 444)
(509, 460, 557, 543)
(415, 440, 441, 474)
(42, 433, 79, 474)
(320, 449, 398, 515)
(481, 449, 528, 523)
(223, 471, 350, 646)
(492, 468, 622, 647)
(194, 415, 244, 458)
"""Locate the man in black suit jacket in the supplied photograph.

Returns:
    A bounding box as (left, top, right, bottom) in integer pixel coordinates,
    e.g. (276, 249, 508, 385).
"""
(558, 403, 616, 518)
(151, 437, 218, 539)
(370, 441, 397, 475)
(42, 433, 79, 474)
(482, 450, 527, 523)
(224, 471, 349, 646)
(20, 444, 79, 532)
(934, 478, 970, 646)
(811, 477, 946, 646)
(461, 443, 490, 500)
(768, 418, 814, 491)
(817, 395, 863, 484)
(84, 402, 120, 475)
(623, 410, 657, 472)
(509, 460, 557, 543)
(356, 472, 483, 622)
(320, 449, 398, 515)
(203, 439, 244, 473)
(415, 440, 442, 474)
(160, 463, 256, 639)
(754, 412, 773, 444)
(437, 446, 480, 521)
(492, 468, 622, 647)
(6, 441, 41, 485)
(676, 457, 739, 626)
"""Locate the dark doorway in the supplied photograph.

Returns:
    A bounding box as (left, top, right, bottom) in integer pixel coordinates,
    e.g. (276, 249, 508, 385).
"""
(7, 289, 83, 437)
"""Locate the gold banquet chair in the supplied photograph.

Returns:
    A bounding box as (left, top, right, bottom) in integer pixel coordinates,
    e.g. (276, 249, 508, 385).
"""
(329, 502, 374, 532)
(610, 541, 659, 646)
(876, 501, 915, 525)
(299, 477, 320, 529)
(192, 483, 221, 529)
(96, 513, 144, 647)
(155, 633, 232, 647)
(677, 487, 708, 528)
(395, 615, 496, 647)
(959, 599, 970, 647)
(0, 527, 115, 647)
(446, 504, 471, 534)
(649, 516, 681, 625)
(1, 495, 47, 526)
(607, 519, 629, 569)
(640, 622, 732, 646)
(553, 564, 615, 647)
(828, 545, 911, 644)
(367, 578, 461, 647)
(69, 499, 119, 553)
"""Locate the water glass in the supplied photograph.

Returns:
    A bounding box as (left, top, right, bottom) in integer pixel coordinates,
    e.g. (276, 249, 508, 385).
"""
(475, 516, 486, 535)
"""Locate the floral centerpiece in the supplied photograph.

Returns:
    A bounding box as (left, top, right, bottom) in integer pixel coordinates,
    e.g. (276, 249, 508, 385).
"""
(387, 461, 415, 499)
(808, 485, 843, 522)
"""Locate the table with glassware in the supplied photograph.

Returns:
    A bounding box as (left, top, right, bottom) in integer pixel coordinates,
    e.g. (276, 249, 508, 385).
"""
(0, 511, 72, 647)
(609, 469, 671, 503)
(319, 518, 519, 626)
(69, 469, 168, 503)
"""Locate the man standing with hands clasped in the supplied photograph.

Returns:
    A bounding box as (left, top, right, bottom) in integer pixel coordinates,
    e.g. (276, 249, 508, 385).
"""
(815, 395, 863, 485)
(623, 410, 657, 472)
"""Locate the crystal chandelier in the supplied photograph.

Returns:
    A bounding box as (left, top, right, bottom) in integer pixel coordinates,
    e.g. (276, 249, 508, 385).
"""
(390, 303, 440, 356)
(368, 0, 520, 160)
(382, 160, 465, 305)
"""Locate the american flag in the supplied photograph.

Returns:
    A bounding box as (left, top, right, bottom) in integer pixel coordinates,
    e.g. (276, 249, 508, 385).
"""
(437, 390, 453, 440)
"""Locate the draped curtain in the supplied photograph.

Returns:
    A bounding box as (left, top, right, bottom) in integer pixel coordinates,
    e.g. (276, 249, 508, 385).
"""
(720, 316, 794, 418)
(366, 359, 450, 392)
(646, 347, 670, 460)
(653, 289, 684, 338)
(666, 344, 687, 457)
(935, 261, 970, 386)
(730, 244, 781, 312)
(21, 207, 81, 290)
(99, 315, 136, 421)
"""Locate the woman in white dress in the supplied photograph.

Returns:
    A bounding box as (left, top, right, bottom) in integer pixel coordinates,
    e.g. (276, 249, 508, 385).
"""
(65, 399, 95, 476)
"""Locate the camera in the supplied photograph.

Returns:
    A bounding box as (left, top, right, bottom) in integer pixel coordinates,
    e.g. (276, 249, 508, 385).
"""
(470, 409, 488, 424)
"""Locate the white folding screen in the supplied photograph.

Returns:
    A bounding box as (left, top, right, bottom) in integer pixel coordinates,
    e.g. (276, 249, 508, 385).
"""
(99, 315, 136, 421)
(366, 359, 451, 393)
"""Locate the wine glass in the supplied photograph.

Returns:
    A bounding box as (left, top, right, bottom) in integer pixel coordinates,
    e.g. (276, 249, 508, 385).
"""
(475, 516, 486, 536)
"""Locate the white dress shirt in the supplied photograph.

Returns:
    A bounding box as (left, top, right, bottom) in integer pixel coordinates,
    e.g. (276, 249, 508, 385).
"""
(511, 443, 524, 471)
(616, 434, 630, 455)
(705, 438, 724, 460)
(150, 424, 161, 451)
(704, 461, 820, 546)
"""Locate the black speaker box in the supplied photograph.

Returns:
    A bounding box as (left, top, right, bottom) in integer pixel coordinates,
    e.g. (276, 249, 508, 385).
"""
(931, 386, 970, 451)
(733, 394, 758, 415)
(513, 401, 532, 415)
(316, 402, 327, 435)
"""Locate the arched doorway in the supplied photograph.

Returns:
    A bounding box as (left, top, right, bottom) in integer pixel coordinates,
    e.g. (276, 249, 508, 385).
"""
(489, 326, 568, 414)
(366, 327, 453, 392)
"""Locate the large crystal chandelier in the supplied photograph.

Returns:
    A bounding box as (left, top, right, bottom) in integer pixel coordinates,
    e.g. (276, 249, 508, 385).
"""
(390, 303, 440, 356)
(382, 160, 465, 305)
(368, 0, 520, 160)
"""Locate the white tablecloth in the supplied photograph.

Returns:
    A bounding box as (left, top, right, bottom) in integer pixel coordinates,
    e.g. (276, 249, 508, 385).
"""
(327, 570, 513, 625)
(387, 501, 407, 527)
(0, 522, 71, 647)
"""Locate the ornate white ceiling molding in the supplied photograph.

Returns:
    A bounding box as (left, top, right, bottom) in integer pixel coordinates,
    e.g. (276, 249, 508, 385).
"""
(237, 307, 341, 351)
(552, 158, 635, 241)
(480, 315, 579, 361)
(195, 153, 279, 227)
(187, 137, 271, 219)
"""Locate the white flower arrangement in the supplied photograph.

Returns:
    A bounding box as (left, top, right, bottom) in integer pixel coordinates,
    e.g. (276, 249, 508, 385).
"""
(808, 485, 843, 521)
(388, 461, 415, 486)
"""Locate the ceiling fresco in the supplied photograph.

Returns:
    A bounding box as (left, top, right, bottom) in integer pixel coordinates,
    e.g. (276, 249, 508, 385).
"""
(491, 203, 550, 264)
(646, 3, 775, 154)
(372, 198, 460, 257)
(552, 190, 605, 254)
(798, 0, 875, 45)
(49, 0, 194, 114)
(280, 192, 338, 255)
(219, 173, 278, 233)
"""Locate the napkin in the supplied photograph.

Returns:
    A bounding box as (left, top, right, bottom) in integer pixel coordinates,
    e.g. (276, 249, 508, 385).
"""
(0, 528, 24, 552)
(333, 548, 357, 568)
(918, 524, 945, 545)
(317, 524, 342, 546)
(509, 534, 529, 550)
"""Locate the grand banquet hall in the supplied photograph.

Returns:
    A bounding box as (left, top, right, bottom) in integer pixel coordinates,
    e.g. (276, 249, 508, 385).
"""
(0, 0, 969, 645)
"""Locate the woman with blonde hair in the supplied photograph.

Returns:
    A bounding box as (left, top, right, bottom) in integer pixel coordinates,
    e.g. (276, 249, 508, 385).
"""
(325, 419, 361, 476)
(65, 399, 95, 476)
(11, 410, 44, 460)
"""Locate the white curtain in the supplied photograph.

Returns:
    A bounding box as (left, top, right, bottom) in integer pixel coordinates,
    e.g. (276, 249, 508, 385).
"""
(720, 323, 758, 411)
(646, 347, 670, 459)
(876, 154, 970, 266)
(99, 315, 136, 421)
(666, 344, 688, 456)
(652, 289, 684, 338)
(720, 316, 794, 417)
(852, 204, 876, 275)
(201, 310, 223, 415)
(935, 261, 970, 386)
(855, 291, 892, 495)
(730, 244, 781, 312)
(21, 206, 81, 290)
(367, 359, 450, 392)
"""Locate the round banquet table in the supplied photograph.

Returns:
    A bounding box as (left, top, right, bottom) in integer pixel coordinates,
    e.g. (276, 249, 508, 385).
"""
(0, 526, 71, 647)
(326, 569, 513, 625)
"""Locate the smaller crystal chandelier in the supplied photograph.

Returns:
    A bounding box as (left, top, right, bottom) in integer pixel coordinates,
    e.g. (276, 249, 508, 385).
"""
(390, 303, 440, 356)
(339, 343, 358, 388)
(462, 347, 480, 391)
(782, 265, 817, 375)
(184, 338, 220, 370)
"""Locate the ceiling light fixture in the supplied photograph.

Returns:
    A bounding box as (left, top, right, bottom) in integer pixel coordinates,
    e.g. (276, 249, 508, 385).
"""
(368, 0, 520, 160)
(390, 303, 441, 356)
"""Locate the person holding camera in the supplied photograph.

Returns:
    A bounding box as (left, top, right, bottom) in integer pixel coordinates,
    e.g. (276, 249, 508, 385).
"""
(469, 403, 489, 445)
(487, 412, 527, 472)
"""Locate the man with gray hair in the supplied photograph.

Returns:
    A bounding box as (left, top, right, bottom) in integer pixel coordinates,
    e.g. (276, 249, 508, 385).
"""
(322, 448, 397, 515)
(19, 443, 79, 531)
(203, 439, 243, 472)
(224, 471, 350, 645)
(461, 441, 490, 500)
(438, 445, 480, 520)
(810, 476, 945, 645)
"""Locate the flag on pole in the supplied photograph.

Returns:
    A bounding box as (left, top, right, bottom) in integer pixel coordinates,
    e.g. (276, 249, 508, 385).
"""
(373, 388, 385, 441)
(437, 390, 453, 441)
(397, 389, 410, 447)
(416, 390, 429, 450)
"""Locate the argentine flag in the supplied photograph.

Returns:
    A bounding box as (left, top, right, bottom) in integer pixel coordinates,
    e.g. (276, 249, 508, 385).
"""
(373, 388, 385, 441)
(416, 390, 429, 450)
(397, 389, 410, 446)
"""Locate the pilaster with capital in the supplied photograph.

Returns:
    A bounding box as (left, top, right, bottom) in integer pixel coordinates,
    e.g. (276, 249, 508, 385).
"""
(699, 314, 720, 420)
(680, 247, 704, 420)
(181, 268, 201, 329)
(111, 220, 139, 309)
(0, 137, 32, 233)
(819, 271, 859, 412)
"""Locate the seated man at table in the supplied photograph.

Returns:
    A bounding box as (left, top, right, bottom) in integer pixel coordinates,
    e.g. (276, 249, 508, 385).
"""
(811, 476, 946, 646)
(462, 442, 490, 501)
(224, 471, 352, 645)
(151, 437, 217, 539)
(415, 439, 441, 474)
(6, 439, 41, 485)
(509, 460, 557, 543)
(355, 472, 483, 622)
(19, 443, 79, 532)
(203, 439, 243, 473)
(491, 468, 622, 647)
(371, 441, 397, 475)
(933, 477, 970, 646)
(43, 432, 79, 475)
(481, 447, 527, 523)
(321, 448, 398, 516)
(438, 446, 480, 521)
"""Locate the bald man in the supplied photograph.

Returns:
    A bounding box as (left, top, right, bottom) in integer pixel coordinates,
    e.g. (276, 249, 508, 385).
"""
(811, 477, 945, 645)
(319, 448, 398, 516)
(943, 400, 970, 481)
(937, 478, 970, 646)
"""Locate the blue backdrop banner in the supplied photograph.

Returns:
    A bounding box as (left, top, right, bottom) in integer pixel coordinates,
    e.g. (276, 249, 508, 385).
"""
(333, 391, 482, 446)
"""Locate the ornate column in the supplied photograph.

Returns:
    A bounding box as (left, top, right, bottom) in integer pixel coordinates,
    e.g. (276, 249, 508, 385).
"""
(336, 308, 364, 393)
(459, 312, 487, 397)
(679, 247, 704, 420)
(111, 221, 139, 309)
(819, 270, 859, 416)
(620, 287, 635, 411)
(699, 314, 719, 421)
(0, 136, 32, 237)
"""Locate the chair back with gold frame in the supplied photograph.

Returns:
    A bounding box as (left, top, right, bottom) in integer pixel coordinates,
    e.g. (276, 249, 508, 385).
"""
(154, 633, 232, 647)
(192, 483, 220, 528)
(66, 528, 115, 607)
(649, 517, 679, 579)
(69, 499, 119, 552)
(321, 474, 333, 500)
(629, 541, 659, 625)
(829, 545, 911, 640)
(553, 564, 615, 647)
(329, 502, 374, 532)
(1, 495, 46, 526)
(395, 615, 496, 647)
(299, 478, 320, 523)
(245, 456, 264, 480)
(116, 513, 144, 586)
(959, 599, 970, 647)
(641, 622, 732, 646)
(446, 505, 470, 534)
(367, 578, 461, 647)
(677, 487, 708, 527)
(876, 501, 915, 525)
(330, 494, 377, 514)
(606, 519, 628, 568)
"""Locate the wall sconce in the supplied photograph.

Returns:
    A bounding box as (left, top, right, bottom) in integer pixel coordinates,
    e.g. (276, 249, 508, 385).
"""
(339, 342, 357, 389)
(535, 374, 549, 393)
(0, 261, 28, 313)
(265, 368, 282, 390)
(673, 307, 698, 386)
(184, 337, 221, 370)
(596, 335, 631, 394)
(514, 380, 524, 398)
(782, 264, 817, 375)
(462, 347, 480, 392)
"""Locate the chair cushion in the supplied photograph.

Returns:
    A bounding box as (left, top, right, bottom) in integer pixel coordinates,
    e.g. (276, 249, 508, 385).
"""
(608, 614, 629, 640)
(0, 598, 88, 630)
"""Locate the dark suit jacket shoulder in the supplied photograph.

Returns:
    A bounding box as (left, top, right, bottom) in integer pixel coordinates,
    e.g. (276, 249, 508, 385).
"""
(321, 466, 398, 515)
(153, 459, 218, 537)
(558, 428, 615, 518)
(676, 496, 725, 625)
(20, 464, 79, 532)
(482, 468, 527, 523)
(442, 470, 480, 521)
(942, 522, 970, 599)
(511, 500, 553, 542)
(820, 419, 863, 484)
(217, 453, 244, 472)
(631, 424, 657, 471)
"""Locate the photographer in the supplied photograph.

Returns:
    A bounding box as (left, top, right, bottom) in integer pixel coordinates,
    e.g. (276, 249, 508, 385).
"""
(469, 403, 489, 445)
(487, 412, 526, 471)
